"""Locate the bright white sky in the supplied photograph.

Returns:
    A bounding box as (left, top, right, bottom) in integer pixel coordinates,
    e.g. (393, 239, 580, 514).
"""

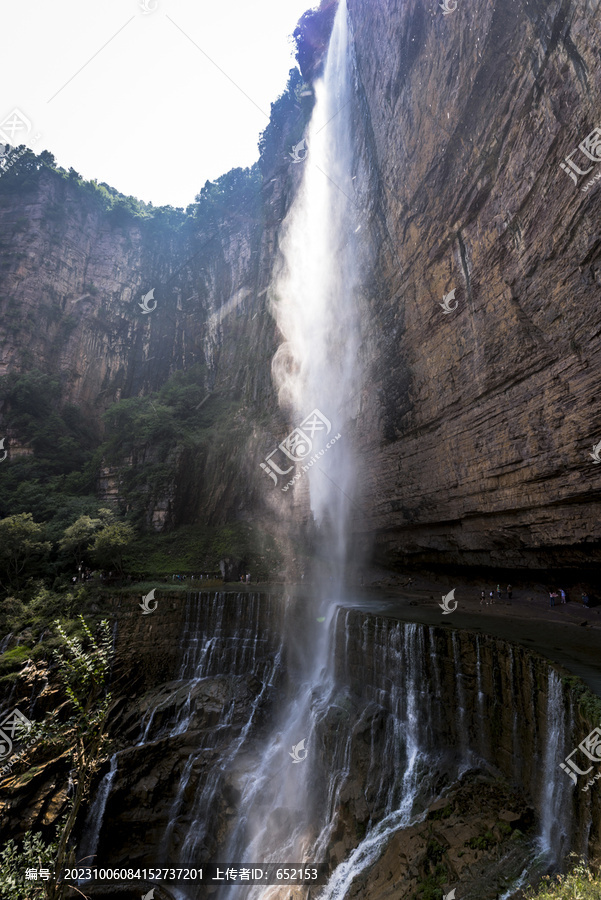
(1, 0, 314, 208)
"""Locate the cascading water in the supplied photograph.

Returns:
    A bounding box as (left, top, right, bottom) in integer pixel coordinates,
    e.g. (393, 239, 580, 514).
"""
(210, 3, 373, 894)
(271, 0, 363, 589)
(78, 753, 118, 864)
(75, 592, 287, 880)
(538, 670, 570, 859)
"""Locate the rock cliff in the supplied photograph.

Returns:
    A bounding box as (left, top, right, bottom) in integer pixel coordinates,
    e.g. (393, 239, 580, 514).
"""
(347, 0, 601, 570)
(1, 0, 601, 570)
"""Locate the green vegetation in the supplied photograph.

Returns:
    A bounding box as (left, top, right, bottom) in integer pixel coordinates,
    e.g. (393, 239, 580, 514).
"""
(525, 858, 601, 900)
(0, 366, 284, 592)
(123, 522, 281, 581)
(425, 838, 446, 864)
(412, 860, 601, 900)
(0, 832, 57, 899)
(0, 617, 113, 900)
(429, 804, 453, 821)
(468, 830, 495, 850)
(258, 68, 307, 174)
(0, 370, 100, 543)
(412, 863, 448, 900)
(0, 514, 51, 590)
(0, 147, 154, 223)
(0, 145, 262, 237)
(561, 675, 601, 725)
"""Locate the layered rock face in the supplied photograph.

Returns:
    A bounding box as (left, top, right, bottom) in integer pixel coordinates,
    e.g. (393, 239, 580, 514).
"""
(346, 0, 601, 569)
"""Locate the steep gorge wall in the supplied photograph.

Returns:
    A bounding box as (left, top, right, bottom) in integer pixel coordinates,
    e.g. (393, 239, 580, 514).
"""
(347, 0, 601, 569)
(0, 146, 300, 529)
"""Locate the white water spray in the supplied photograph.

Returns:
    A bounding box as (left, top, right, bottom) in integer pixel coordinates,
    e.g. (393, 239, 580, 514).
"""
(214, 4, 367, 893)
(271, 0, 362, 586)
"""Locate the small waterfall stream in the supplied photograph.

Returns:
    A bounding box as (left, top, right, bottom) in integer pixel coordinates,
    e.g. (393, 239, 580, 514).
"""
(538, 670, 571, 859)
(78, 753, 119, 864)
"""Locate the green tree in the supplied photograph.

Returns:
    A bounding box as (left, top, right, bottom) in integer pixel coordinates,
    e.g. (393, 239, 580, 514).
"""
(92, 521, 135, 575)
(58, 513, 108, 568)
(0, 513, 51, 589)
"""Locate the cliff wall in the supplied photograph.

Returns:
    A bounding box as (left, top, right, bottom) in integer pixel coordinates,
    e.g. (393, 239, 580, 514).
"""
(347, 0, 601, 569)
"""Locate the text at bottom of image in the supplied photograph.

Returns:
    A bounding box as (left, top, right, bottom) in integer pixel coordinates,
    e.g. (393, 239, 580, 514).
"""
(53, 864, 328, 885)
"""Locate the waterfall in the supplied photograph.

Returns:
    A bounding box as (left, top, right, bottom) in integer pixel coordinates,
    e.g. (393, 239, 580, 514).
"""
(78, 753, 118, 864)
(271, 0, 362, 589)
(538, 670, 571, 859)
(72, 0, 595, 893)
(475, 635, 487, 758)
(208, 5, 367, 893)
(156, 592, 287, 862)
(451, 631, 467, 755)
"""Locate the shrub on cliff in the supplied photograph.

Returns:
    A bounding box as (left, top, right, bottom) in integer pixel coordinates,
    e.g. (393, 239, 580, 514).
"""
(526, 857, 601, 899)
(0, 831, 57, 899)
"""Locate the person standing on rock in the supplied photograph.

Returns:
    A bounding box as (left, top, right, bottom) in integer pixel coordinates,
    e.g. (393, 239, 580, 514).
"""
(496, 584, 502, 601)
(507, 584, 512, 599)
(560, 588, 566, 604)
(489, 590, 494, 605)
(549, 590, 555, 608)
(582, 592, 590, 608)
(480, 590, 485, 605)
